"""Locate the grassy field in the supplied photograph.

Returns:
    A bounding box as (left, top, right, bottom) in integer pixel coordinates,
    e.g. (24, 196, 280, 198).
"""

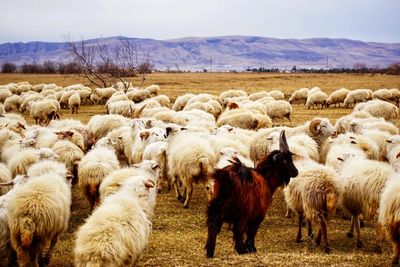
(1, 73, 400, 266)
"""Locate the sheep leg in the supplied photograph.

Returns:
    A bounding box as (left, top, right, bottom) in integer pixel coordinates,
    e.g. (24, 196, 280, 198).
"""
(315, 228, 322, 246)
(346, 216, 355, 238)
(205, 218, 223, 258)
(285, 206, 292, 218)
(172, 176, 183, 202)
(355, 216, 363, 248)
(296, 212, 303, 243)
(245, 217, 263, 253)
(320, 215, 330, 253)
(307, 219, 314, 239)
(233, 222, 248, 254)
(374, 223, 383, 253)
(42, 235, 59, 265)
(183, 184, 193, 208)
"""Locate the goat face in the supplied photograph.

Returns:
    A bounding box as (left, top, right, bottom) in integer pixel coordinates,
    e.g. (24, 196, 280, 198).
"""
(272, 150, 298, 184)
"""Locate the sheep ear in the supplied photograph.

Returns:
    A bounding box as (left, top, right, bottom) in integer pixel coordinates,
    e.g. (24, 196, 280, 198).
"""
(144, 179, 155, 189)
(291, 153, 302, 161)
(350, 140, 357, 144)
(396, 152, 400, 159)
(140, 131, 150, 141)
(337, 157, 344, 162)
(386, 139, 392, 143)
(165, 127, 172, 138)
(18, 122, 26, 129)
(66, 172, 74, 182)
(118, 135, 123, 140)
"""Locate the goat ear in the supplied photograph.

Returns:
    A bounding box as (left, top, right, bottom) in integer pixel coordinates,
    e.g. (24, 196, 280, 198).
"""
(144, 179, 155, 189)
(309, 119, 321, 135)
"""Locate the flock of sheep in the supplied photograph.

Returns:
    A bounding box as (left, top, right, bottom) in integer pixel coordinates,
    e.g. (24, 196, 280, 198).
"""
(0, 80, 400, 265)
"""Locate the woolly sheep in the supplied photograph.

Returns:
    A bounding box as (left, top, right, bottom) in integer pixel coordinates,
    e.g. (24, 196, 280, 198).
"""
(263, 100, 292, 124)
(308, 87, 321, 97)
(344, 89, 373, 108)
(94, 87, 117, 103)
(143, 141, 169, 192)
(78, 146, 120, 209)
(0, 89, 12, 103)
(306, 91, 328, 109)
(339, 158, 393, 251)
(99, 160, 159, 204)
(349, 117, 399, 135)
(151, 94, 170, 107)
(216, 109, 259, 130)
(68, 92, 81, 114)
(284, 162, 342, 252)
(373, 88, 393, 102)
(59, 90, 76, 109)
(269, 90, 285, 100)
(0, 103, 4, 115)
(334, 111, 373, 134)
(32, 83, 45, 92)
(145, 84, 160, 96)
(52, 140, 84, 184)
(29, 99, 60, 126)
(4, 95, 20, 112)
(389, 88, 400, 106)
(289, 88, 309, 104)
(87, 114, 131, 142)
(172, 93, 195, 111)
(107, 100, 136, 118)
(356, 100, 398, 119)
(219, 89, 247, 103)
(127, 89, 151, 103)
(249, 91, 270, 101)
(326, 88, 350, 107)
(7, 171, 71, 266)
(74, 175, 156, 267)
(167, 132, 216, 208)
(378, 174, 400, 264)
(106, 93, 129, 106)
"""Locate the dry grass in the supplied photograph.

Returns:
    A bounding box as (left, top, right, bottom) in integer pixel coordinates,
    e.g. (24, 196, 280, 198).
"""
(1, 73, 400, 266)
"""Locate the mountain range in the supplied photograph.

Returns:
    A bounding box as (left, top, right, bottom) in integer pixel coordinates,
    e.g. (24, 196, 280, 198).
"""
(0, 36, 399, 71)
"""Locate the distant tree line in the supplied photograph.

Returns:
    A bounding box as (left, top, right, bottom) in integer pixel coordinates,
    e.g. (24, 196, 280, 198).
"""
(247, 62, 400, 75)
(0, 60, 154, 76)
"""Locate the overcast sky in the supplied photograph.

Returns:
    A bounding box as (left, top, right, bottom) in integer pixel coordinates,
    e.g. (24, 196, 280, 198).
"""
(1, 0, 399, 43)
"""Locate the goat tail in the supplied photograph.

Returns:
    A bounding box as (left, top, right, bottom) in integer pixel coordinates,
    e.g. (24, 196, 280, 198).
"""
(20, 217, 35, 248)
(326, 191, 337, 214)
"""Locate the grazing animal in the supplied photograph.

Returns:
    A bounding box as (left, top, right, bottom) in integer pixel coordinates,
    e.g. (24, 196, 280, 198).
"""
(205, 131, 298, 258)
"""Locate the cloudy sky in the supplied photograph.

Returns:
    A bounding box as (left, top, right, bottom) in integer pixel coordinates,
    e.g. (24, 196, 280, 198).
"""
(1, 0, 399, 43)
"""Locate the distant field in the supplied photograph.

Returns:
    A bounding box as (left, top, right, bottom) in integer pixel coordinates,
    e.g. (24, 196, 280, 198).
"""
(1, 73, 400, 266)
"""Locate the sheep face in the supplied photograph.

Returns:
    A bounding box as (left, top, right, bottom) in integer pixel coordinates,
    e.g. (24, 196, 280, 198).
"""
(309, 118, 336, 138)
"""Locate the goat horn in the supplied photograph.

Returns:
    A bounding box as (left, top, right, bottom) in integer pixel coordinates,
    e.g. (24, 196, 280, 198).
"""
(279, 130, 289, 151)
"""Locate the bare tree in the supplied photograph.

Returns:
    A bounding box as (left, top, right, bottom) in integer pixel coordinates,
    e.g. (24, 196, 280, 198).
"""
(65, 36, 154, 90)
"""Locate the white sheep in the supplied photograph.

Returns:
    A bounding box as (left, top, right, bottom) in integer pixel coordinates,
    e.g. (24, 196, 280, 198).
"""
(78, 146, 120, 209)
(389, 88, 400, 106)
(29, 99, 60, 126)
(143, 141, 169, 192)
(263, 100, 292, 125)
(356, 100, 398, 119)
(74, 175, 156, 267)
(172, 93, 195, 111)
(7, 171, 71, 266)
(4, 95, 20, 112)
(52, 140, 84, 184)
(269, 90, 285, 100)
(308, 87, 321, 97)
(284, 162, 342, 253)
(306, 91, 328, 109)
(289, 88, 309, 104)
(344, 89, 373, 108)
(216, 109, 259, 130)
(339, 158, 393, 251)
(249, 91, 270, 101)
(145, 84, 160, 96)
(378, 173, 400, 265)
(167, 132, 216, 208)
(0, 88, 12, 103)
(59, 90, 76, 109)
(219, 89, 247, 103)
(326, 88, 350, 107)
(0, 163, 11, 196)
(99, 160, 159, 204)
(68, 92, 81, 114)
(94, 87, 117, 103)
(87, 114, 131, 142)
(107, 100, 136, 118)
(127, 89, 151, 102)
